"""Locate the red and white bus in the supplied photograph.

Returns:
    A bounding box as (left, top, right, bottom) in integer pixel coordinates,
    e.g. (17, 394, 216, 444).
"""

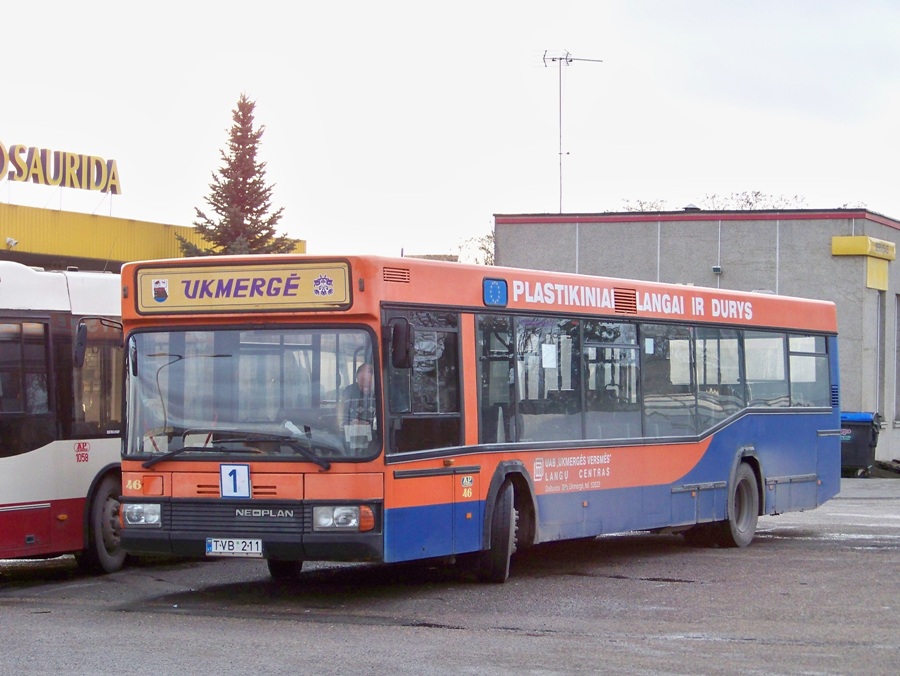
(118, 255, 841, 582)
(0, 262, 125, 573)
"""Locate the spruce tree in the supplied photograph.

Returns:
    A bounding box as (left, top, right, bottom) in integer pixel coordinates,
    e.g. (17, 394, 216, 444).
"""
(178, 93, 297, 256)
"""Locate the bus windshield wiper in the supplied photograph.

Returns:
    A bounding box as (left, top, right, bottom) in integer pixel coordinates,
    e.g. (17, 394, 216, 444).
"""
(220, 426, 332, 470)
(141, 443, 223, 469)
(278, 421, 332, 470)
(142, 426, 331, 470)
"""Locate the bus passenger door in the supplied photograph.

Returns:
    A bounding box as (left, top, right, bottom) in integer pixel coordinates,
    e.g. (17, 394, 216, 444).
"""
(0, 320, 55, 557)
(384, 308, 479, 558)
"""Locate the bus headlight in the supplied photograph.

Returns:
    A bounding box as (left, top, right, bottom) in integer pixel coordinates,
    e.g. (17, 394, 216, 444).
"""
(313, 505, 375, 532)
(123, 503, 161, 526)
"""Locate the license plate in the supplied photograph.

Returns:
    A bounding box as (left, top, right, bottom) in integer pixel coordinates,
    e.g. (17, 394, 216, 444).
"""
(205, 537, 263, 558)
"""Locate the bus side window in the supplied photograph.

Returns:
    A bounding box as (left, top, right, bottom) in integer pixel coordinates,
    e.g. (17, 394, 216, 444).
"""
(640, 323, 698, 437)
(0, 320, 56, 458)
(388, 365, 411, 413)
(73, 319, 123, 436)
(513, 316, 582, 442)
(0, 371, 22, 412)
(788, 334, 830, 407)
(385, 311, 461, 453)
(745, 331, 789, 407)
(695, 327, 744, 430)
(0, 324, 25, 413)
(476, 314, 514, 444)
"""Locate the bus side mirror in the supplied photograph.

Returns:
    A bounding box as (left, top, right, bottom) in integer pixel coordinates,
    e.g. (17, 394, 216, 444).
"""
(129, 338, 138, 376)
(73, 321, 88, 368)
(390, 318, 414, 369)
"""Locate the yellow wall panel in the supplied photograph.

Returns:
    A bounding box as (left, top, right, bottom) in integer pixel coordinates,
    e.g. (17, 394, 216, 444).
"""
(0, 203, 202, 261)
(0, 203, 304, 263)
(866, 257, 889, 290)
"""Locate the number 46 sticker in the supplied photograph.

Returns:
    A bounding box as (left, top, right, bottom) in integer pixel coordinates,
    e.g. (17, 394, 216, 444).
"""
(221, 464, 251, 498)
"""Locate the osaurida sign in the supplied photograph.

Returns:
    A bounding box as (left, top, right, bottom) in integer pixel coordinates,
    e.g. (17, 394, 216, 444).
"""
(0, 139, 122, 194)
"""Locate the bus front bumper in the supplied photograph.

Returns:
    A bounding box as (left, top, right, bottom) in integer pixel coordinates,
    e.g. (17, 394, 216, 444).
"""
(121, 529, 384, 562)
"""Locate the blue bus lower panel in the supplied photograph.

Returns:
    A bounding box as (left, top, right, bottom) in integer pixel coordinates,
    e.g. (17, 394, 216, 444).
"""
(384, 410, 840, 559)
(385, 501, 484, 563)
(533, 483, 716, 542)
(384, 482, 726, 559)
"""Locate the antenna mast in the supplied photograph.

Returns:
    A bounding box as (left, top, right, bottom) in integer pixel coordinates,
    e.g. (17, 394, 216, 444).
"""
(543, 50, 602, 213)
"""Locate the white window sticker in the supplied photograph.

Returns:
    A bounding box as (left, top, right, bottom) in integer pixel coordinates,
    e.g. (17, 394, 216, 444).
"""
(542, 343, 558, 369)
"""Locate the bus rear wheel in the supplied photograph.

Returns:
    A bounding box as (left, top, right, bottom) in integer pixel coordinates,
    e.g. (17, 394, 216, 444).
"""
(714, 462, 759, 548)
(477, 480, 517, 583)
(267, 559, 304, 580)
(77, 474, 127, 574)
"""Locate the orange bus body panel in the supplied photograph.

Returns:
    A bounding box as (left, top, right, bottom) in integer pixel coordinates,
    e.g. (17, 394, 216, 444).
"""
(120, 255, 838, 334)
(305, 473, 383, 501)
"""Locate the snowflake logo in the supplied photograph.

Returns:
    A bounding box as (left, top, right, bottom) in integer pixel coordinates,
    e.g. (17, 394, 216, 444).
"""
(313, 274, 334, 296)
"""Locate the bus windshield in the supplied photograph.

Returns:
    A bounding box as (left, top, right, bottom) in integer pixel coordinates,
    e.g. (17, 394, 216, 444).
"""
(125, 327, 377, 462)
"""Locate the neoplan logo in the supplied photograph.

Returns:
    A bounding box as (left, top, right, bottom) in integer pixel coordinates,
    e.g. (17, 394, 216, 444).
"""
(235, 509, 295, 518)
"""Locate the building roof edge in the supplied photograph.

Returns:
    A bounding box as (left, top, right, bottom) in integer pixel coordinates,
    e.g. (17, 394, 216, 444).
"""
(493, 208, 900, 229)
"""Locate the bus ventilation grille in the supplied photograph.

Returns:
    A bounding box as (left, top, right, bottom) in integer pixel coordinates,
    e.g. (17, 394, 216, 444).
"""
(831, 385, 840, 408)
(383, 267, 411, 283)
(613, 287, 638, 314)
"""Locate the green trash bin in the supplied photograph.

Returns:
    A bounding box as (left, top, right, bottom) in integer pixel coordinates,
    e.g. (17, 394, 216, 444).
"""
(840, 412, 881, 477)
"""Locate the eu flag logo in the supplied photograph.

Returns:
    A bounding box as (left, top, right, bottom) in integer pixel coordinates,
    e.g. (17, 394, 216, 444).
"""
(483, 278, 508, 307)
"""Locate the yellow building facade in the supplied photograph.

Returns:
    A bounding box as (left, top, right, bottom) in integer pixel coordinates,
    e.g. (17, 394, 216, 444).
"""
(0, 203, 305, 271)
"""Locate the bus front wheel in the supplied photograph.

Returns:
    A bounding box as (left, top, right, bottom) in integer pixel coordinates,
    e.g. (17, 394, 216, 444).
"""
(477, 480, 518, 583)
(77, 474, 127, 574)
(714, 462, 759, 548)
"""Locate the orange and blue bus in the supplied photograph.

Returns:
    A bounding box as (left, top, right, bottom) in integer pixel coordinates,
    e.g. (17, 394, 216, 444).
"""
(0, 262, 125, 573)
(118, 255, 840, 582)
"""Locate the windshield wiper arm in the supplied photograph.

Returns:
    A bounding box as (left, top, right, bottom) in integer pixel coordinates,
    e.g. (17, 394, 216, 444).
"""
(142, 444, 221, 469)
(280, 421, 331, 470)
(212, 427, 331, 470)
(141, 426, 332, 471)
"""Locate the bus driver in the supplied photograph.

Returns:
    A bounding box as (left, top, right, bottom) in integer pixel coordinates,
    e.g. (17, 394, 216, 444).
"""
(339, 363, 376, 450)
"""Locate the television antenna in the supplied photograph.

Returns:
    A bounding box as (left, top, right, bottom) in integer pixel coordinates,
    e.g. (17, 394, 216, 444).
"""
(543, 50, 602, 213)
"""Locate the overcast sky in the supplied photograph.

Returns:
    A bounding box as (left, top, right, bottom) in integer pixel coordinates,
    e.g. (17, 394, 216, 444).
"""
(4, 1, 899, 258)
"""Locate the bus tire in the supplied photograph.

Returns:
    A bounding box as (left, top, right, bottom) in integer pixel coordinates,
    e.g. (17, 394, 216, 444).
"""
(267, 559, 304, 580)
(477, 480, 517, 583)
(77, 474, 127, 574)
(714, 462, 759, 548)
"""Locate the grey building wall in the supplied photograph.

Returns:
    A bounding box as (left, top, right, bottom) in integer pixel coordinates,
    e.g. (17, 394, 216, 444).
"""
(495, 209, 899, 466)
